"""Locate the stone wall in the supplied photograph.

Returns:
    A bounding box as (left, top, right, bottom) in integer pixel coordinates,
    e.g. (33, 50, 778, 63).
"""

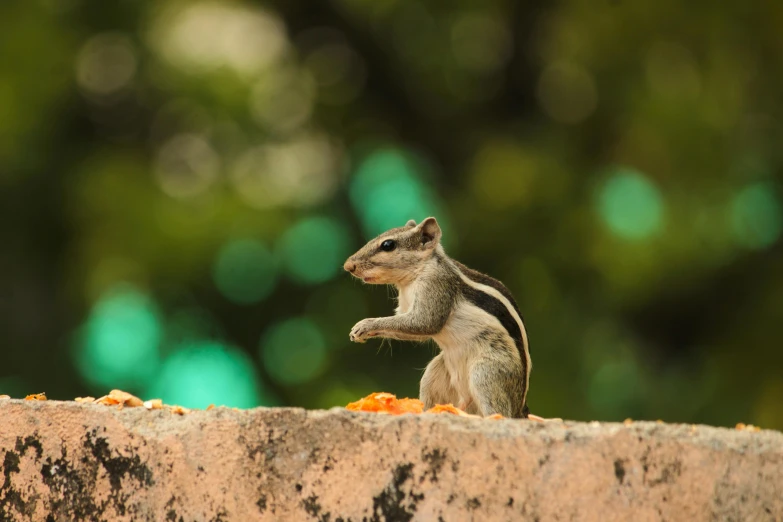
(0, 400, 781, 521)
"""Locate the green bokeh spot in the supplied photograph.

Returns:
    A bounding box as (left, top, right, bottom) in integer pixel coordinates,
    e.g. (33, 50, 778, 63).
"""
(588, 359, 642, 419)
(260, 317, 327, 385)
(596, 168, 664, 240)
(277, 216, 351, 285)
(213, 239, 277, 304)
(350, 148, 445, 237)
(75, 284, 161, 390)
(350, 149, 414, 199)
(146, 341, 264, 409)
(362, 176, 427, 235)
(730, 182, 783, 250)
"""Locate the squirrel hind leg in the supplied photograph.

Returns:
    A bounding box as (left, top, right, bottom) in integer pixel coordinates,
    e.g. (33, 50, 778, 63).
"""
(419, 353, 458, 409)
(468, 359, 527, 419)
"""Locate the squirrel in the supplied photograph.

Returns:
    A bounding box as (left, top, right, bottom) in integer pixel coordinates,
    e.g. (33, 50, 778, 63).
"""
(343, 217, 531, 419)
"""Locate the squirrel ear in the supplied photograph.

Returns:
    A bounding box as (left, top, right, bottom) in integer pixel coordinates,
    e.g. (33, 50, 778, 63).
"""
(406, 219, 417, 227)
(419, 217, 441, 247)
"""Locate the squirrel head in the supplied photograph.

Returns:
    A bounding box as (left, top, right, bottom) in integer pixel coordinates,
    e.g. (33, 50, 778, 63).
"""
(343, 217, 442, 285)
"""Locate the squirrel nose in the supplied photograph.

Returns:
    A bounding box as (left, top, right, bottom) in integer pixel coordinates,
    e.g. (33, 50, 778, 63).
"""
(344, 260, 357, 273)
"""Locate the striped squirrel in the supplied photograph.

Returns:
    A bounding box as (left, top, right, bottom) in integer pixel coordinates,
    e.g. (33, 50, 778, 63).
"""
(343, 217, 531, 419)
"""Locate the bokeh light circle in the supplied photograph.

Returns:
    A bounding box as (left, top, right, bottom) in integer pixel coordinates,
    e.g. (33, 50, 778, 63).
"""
(155, 133, 220, 199)
(213, 239, 278, 304)
(730, 182, 783, 250)
(146, 341, 263, 409)
(75, 284, 161, 390)
(151, 3, 288, 77)
(596, 168, 664, 240)
(76, 32, 137, 98)
(588, 359, 642, 418)
(260, 317, 327, 385)
(277, 216, 351, 285)
(349, 148, 447, 237)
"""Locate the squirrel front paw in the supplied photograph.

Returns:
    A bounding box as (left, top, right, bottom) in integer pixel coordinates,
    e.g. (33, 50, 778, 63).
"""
(349, 318, 378, 343)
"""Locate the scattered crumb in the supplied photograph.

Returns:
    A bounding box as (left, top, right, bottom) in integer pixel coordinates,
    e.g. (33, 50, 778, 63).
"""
(0, 395, 10, 400)
(656, 419, 664, 424)
(108, 389, 144, 407)
(623, 418, 633, 426)
(13, 390, 204, 417)
(426, 403, 476, 417)
(94, 390, 144, 407)
(735, 423, 761, 432)
(206, 404, 215, 411)
(95, 395, 119, 406)
(487, 414, 504, 420)
(169, 405, 190, 415)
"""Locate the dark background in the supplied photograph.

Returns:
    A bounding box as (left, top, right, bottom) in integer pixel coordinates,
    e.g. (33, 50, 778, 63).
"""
(2, 0, 782, 429)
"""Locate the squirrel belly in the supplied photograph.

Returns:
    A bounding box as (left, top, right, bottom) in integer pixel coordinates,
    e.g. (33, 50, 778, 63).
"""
(344, 217, 531, 419)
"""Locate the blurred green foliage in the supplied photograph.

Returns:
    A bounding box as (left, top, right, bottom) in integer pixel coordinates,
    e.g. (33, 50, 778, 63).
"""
(1, 0, 782, 429)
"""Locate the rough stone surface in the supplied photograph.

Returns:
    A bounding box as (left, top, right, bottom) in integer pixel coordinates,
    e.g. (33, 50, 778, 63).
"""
(0, 400, 781, 521)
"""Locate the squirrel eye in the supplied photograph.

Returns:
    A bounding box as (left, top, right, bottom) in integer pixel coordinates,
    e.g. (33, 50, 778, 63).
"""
(380, 239, 396, 252)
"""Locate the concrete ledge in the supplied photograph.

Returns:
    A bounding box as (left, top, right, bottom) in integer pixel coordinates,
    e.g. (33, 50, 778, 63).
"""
(0, 400, 781, 521)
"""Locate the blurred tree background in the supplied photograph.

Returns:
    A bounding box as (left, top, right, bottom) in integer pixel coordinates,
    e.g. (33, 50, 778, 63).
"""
(1, 0, 782, 429)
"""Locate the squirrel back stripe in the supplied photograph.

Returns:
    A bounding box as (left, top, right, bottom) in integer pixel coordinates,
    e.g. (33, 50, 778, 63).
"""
(452, 260, 527, 331)
(459, 282, 529, 382)
(451, 264, 531, 406)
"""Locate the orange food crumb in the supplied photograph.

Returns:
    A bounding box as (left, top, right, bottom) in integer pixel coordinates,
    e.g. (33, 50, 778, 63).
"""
(74, 397, 96, 403)
(92, 390, 144, 407)
(169, 405, 190, 415)
(346, 392, 424, 415)
(206, 404, 215, 411)
(25, 393, 47, 401)
(0, 395, 11, 400)
(108, 389, 144, 407)
(347, 392, 489, 418)
(425, 403, 472, 416)
(94, 395, 120, 406)
(345, 392, 544, 420)
(144, 399, 163, 410)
